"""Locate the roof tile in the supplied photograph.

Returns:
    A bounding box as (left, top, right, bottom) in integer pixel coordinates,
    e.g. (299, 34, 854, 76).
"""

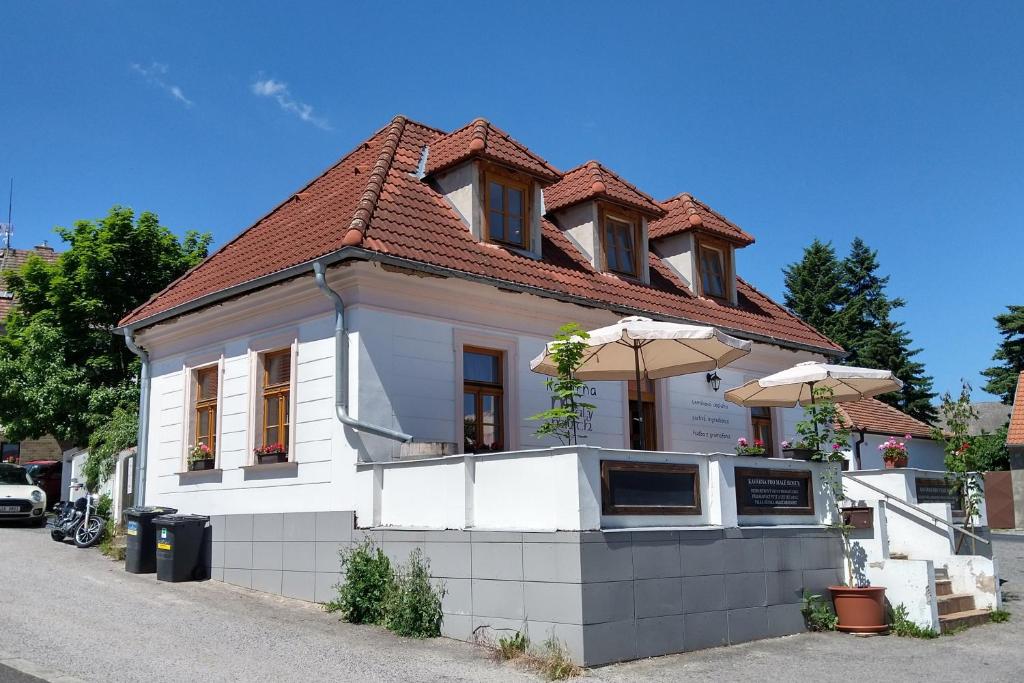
(544, 161, 665, 216)
(837, 397, 935, 439)
(650, 193, 755, 245)
(1008, 372, 1024, 446)
(425, 118, 560, 182)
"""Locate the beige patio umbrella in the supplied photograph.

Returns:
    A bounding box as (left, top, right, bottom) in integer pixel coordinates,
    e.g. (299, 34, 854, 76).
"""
(530, 316, 752, 449)
(723, 361, 903, 408)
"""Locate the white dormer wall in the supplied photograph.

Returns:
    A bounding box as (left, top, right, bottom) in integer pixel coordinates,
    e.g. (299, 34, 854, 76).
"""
(432, 161, 543, 257)
(654, 233, 737, 304)
(550, 201, 651, 284)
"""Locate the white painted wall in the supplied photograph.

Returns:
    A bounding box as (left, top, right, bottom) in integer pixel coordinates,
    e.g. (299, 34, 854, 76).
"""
(554, 202, 600, 270)
(653, 232, 695, 291)
(863, 559, 939, 630)
(850, 433, 946, 471)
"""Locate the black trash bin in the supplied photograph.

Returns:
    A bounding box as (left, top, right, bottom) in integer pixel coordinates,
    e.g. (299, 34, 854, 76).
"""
(153, 514, 209, 582)
(123, 506, 178, 574)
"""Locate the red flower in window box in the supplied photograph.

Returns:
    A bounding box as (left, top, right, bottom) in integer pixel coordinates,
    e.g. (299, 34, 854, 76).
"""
(254, 443, 288, 464)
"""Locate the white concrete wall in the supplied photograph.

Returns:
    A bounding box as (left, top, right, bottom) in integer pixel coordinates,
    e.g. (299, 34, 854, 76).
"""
(555, 202, 600, 270)
(433, 162, 479, 239)
(855, 433, 946, 471)
(940, 555, 1001, 610)
(652, 232, 695, 291)
(863, 559, 939, 630)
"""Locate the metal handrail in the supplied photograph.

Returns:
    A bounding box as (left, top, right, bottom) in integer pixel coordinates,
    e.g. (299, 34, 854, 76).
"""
(844, 475, 989, 545)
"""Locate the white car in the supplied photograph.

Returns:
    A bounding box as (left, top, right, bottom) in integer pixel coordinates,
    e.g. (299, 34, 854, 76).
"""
(0, 463, 48, 526)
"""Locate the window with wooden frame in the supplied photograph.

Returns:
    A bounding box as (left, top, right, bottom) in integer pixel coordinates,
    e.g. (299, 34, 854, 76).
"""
(601, 461, 702, 515)
(627, 378, 658, 451)
(483, 167, 531, 249)
(696, 238, 731, 302)
(194, 366, 219, 453)
(750, 406, 774, 457)
(260, 349, 292, 454)
(462, 347, 504, 453)
(600, 208, 640, 277)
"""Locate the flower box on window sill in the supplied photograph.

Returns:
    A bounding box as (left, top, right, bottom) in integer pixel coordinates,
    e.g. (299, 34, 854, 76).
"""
(256, 452, 289, 465)
(189, 458, 216, 471)
(782, 447, 817, 461)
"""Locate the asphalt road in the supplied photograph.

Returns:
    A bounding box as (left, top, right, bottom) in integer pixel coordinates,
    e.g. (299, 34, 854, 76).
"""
(2, 524, 1022, 682)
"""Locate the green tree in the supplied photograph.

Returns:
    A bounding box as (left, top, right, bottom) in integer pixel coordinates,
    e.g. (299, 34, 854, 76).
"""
(0, 206, 210, 463)
(782, 239, 846, 346)
(783, 237, 936, 423)
(981, 305, 1024, 403)
(529, 323, 596, 445)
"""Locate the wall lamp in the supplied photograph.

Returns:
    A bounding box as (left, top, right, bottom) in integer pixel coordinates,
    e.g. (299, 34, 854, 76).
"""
(706, 371, 722, 392)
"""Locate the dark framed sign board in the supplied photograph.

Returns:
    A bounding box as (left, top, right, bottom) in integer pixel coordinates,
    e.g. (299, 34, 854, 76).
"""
(735, 467, 814, 515)
(915, 478, 964, 515)
(601, 461, 702, 515)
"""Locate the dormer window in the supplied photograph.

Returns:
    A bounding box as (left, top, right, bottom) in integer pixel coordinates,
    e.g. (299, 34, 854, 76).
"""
(696, 238, 732, 303)
(483, 167, 530, 249)
(600, 207, 640, 277)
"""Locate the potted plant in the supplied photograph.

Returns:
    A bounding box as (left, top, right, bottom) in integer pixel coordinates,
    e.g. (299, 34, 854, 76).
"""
(735, 437, 766, 456)
(188, 443, 215, 471)
(254, 442, 288, 464)
(782, 387, 851, 463)
(879, 435, 910, 468)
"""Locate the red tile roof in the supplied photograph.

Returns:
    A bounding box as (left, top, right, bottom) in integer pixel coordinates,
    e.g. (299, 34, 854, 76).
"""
(650, 193, 755, 246)
(425, 118, 560, 183)
(1008, 372, 1024, 446)
(544, 161, 665, 216)
(120, 115, 842, 355)
(0, 245, 60, 320)
(837, 397, 935, 439)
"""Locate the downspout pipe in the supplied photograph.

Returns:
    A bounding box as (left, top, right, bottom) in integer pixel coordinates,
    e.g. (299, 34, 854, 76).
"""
(853, 428, 866, 470)
(313, 260, 413, 443)
(116, 327, 150, 506)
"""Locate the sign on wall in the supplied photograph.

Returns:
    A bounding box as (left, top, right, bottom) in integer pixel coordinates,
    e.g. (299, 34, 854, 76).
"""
(735, 467, 814, 515)
(915, 477, 963, 515)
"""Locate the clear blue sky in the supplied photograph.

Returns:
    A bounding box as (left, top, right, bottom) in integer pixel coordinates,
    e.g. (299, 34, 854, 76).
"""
(3, 1, 1022, 402)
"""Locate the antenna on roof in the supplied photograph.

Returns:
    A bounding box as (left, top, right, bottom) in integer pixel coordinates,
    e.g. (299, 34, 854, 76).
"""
(1, 178, 12, 252)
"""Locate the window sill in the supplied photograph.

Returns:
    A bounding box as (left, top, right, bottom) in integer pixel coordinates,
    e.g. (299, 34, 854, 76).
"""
(242, 461, 298, 480)
(177, 468, 223, 484)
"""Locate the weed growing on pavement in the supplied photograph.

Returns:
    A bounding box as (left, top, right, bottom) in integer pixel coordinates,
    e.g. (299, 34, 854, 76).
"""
(801, 591, 838, 631)
(990, 609, 1010, 623)
(496, 631, 529, 660)
(889, 604, 938, 638)
(99, 518, 125, 561)
(532, 637, 582, 681)
(383, 548, 445, 638)
(324, 539, 394, 624)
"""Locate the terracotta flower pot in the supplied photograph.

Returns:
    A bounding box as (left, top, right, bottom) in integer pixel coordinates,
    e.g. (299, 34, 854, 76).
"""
(829, 585, 887, 633)
(883, 455, 908, 469)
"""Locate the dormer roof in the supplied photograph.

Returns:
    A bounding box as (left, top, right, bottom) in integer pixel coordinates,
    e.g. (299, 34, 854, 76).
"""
(650, 193, 755, 246)
(425, 118, 561, 183)
(545, 161, 665, 217)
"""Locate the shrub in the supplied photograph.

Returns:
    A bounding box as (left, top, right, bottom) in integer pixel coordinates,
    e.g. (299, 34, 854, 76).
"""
(801, 591, 838, 631)
(497, 631, 529, 660)
(98, 518, 125, 560)
(96, 493, 113, 519)
(990, 609, 1010, 623)
(384, 548, 445, 638)
(889, 604, 938, 638)
(324, 539, 394, 624)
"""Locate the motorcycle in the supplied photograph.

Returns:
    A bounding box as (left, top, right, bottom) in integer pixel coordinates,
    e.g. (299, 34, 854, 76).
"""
(49, 494, 106, 548)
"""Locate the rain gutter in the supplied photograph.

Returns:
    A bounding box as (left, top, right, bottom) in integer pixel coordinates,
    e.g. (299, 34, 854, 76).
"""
(115, 327, 150, 505)
(116, 247, 845, 360)
(312, 260, 413, 444)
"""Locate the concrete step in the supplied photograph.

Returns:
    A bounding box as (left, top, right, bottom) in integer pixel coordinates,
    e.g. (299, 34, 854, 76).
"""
(937, 593, 976, 616)
(935, 567, 949, 580)
(935, 579, 954, 597)
(939, 609, 991, 633)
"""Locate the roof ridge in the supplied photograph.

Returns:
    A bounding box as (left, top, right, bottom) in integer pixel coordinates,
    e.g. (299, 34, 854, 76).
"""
(342, 115, 408, 246)
(483, 121, 561, 176)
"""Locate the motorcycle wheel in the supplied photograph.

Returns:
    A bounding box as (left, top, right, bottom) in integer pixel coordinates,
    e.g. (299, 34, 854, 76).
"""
(50, 529, 66, 542)
(74, 517, 104, 548)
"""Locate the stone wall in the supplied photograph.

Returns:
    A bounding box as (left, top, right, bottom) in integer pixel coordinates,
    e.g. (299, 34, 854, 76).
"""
(208, 512, 843, 666)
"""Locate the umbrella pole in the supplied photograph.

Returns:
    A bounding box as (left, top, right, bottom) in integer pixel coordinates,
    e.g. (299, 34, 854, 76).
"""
(633, 342, 646, 451)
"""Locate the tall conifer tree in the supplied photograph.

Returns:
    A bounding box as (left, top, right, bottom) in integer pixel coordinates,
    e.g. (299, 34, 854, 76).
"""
(981, 305, 1024, 403)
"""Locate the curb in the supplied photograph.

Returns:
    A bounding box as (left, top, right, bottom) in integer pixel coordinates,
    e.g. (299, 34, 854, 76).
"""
(0, 652, 85, 683)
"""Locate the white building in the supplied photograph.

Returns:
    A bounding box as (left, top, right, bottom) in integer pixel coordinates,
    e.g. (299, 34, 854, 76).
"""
(115, 115, 966, 663)
(837, 397, 946, 471)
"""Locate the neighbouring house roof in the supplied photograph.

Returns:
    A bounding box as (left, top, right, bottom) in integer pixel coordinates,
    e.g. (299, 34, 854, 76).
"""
(0, 244, 59, 321)
(119, 115, 842, 355)
(425, 118, 561, 183)
(544, 161, 665, 216)
(650, 193, 756, 246)
(1008, 372, 1024, 446)
(837, 397, 936, 440)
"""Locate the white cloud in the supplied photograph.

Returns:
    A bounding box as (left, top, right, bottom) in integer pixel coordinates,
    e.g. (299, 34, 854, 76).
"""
(251, 76, 330, 130)
(130, 62, 193, 107)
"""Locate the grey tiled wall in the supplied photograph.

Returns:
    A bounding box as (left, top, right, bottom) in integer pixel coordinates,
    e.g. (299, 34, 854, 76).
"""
(208, 513, 842, 666)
